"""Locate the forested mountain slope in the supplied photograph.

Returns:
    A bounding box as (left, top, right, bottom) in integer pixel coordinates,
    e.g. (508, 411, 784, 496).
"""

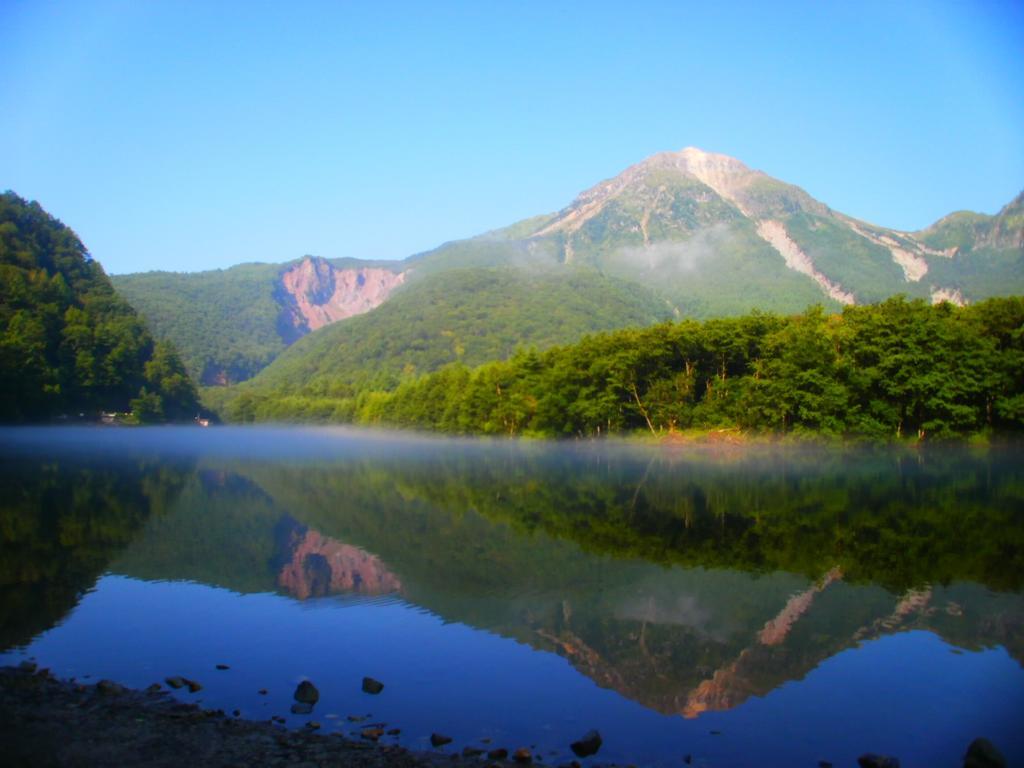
(206, 268, 670, 421)
(113, 256, 404, 385)
(115, 148, 1024, 392)
(0, 192, 198, 422)
(223, 296, 1024, 438)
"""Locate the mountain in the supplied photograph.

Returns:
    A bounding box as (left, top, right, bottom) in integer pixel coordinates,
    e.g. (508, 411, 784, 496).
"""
(209, 268, 670, 421)
(0, 191, 199, 422)
(112, 148, 1024, 395)
(112, 256, 405, 385)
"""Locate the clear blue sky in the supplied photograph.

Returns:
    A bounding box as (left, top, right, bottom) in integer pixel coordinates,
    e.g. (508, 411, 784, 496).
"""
(2, 1, 1022, 275)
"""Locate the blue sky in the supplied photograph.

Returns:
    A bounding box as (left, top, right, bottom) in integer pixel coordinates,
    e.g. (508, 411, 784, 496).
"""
(2, 1, 1022, 274)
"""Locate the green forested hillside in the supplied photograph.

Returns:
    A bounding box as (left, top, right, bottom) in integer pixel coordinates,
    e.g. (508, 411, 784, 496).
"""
(113, 150, 1023, 397)
(208, 267, 672, 421)
(916, 192, 1024, 299)
(224, 296, 1023, 439)
(112, 262, 286, 384)
(0, 192, 198, 422)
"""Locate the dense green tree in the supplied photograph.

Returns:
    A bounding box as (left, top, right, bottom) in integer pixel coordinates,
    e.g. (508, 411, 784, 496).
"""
(0, 192, 199, 422)
(235, 296, 1023, 439)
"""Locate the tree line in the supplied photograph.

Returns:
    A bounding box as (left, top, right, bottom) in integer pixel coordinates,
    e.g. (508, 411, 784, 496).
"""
(223, 296, 1024, 439)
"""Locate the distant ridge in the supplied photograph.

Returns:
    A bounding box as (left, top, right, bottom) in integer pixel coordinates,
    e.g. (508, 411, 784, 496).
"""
(111, 148, 1023, 386)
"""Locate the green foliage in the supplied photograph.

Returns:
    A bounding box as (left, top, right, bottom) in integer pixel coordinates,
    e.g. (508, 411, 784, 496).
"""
(217, 267, 671, 421)
(0, 192, 199, 422)
(0, 454, 190, 650)
(112, 262, 287, 384)
(785, 213, 922, 304)
(915, 193, 1024, 301)
(271, 296, 1024, 439)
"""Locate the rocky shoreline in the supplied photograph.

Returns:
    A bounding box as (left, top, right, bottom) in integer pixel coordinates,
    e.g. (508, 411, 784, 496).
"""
(0, 664, 1007, 768)
(0, 664, 470, 768)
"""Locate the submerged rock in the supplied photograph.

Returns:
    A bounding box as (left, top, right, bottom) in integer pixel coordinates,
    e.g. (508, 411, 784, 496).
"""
(570, 730, 602, 758)
(487, 748, 508, 760)
(362, 677, 385, 694)
(964, 738, 1006, 768)
(514, 747, 532, 763)
(165, 676, 186, 689)
(858, 755, 900, 768)
(216, 664, 230, 670)
(185, 679, 202, 693)
(431, 733, 453, 747)
(363, 728, 385, 741)
(294, 680, 319, 704)
(291, 702, 314, 715)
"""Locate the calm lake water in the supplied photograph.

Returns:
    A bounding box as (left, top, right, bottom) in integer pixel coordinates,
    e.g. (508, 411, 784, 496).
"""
(1, 426, 1022, 767)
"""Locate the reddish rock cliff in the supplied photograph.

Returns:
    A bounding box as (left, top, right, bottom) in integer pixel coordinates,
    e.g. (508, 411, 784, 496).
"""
(277, 528, 402, 600)
(278, 256, 405, 339)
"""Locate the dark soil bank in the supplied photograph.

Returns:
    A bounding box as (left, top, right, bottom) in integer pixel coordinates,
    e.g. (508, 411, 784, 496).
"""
(0, 665, 443, 768)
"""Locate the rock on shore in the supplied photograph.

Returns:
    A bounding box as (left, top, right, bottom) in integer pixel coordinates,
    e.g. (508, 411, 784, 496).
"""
(0, 665, 435, 768)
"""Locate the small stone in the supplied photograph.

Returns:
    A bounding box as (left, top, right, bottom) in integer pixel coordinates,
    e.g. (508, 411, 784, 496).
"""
(514, 747, 532, 763)
(463, 747, 485, 758)
(294, 680, 319, 704)
(819, 762, 833, 768)
(165, 676, 186, 689)
(348, 715, 368, 722)
(258, 688, 268, 695)
(570, 730, 602, 758)
(362, 677, 385, 694)
(308, 722, 321, 730)
(858, 755, 900, 768)
(487, 749, 509, 761)
(18, 660, 37, 673)
(432, 733, 454, 748)
(684, 757, 692, 766)
(291, 702, 314, 715)
(185, 679, 202, 693)
(388, 728, 402, 735)
(233, 709, 241, 717)
(216, 664, 230, 670)
(363, 728, 385, 741)
(964, 738, 1006, 768)
(96, 679, 126, 695)
(146, 683, 162, 693)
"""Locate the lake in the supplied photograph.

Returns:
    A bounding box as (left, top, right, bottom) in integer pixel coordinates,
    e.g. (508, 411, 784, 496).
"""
(1, 426, 1022, 767)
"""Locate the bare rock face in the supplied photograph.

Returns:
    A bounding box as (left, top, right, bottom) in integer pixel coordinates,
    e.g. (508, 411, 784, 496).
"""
(277, 527, 402, 600)
(278, 256, 405, 341)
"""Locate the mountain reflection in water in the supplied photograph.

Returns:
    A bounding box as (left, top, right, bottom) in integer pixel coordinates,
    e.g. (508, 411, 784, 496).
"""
(1, 427, 1022, 766)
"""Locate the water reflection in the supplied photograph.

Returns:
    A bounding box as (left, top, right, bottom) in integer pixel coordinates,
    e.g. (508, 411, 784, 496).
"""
(1, 427, 1022, 764)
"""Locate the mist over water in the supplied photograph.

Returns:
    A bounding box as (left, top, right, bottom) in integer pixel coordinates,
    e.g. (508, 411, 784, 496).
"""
(1, 426, 1022, 767)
